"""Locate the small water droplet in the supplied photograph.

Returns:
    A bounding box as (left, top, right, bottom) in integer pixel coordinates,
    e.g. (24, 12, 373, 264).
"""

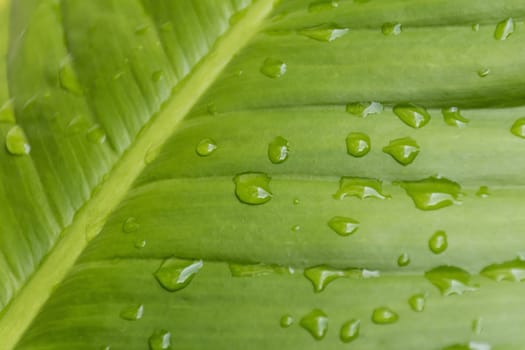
(293, 198, 300, 205)
(346, 101, 383, 118)
(371, 307, 398, 324)
(308, 0, 339, 12)
(229, 263, 289, 277)
(494, 17, 514, 40)
(429, 230, 448, 254)
(425, 265, 477, 296)
(480, 258, 525, 282)
(476, 186, 489, 198)
(260, 58, 287, 79)
(196, 138, 217, 156)
(346, 132, 371, 157)
(397, 253, 410, 267)
(154, 258, 203, 292)
(59, 57, 82, 95)
(135, 24, 149, 35)
(268, 136, 290, 163)
(472, 23, 480, 32)
(122, 217, 139, 233)
(0, 100, 15, 123)
(472, 317, 483, 335)
(382, 136, 419, 166)
(280, 314, 294, 328)
(396, 176, 462, 211)
(135, 239, 147, 249)
(87, 124, 106, 144)
(120, 304, 144, 321)
(442, 341, 491, 350)
(442, 107, 469, 127)
(304, 265, 378, 292)
(291, 224, 301, 232)
(300, 309, 328, 340)
(327, 216, 360, 236)
(233, 172, 272, 205)
(510, 118, 525, 138)
(340, 319, 360, 343)
(381, 22, 402, 35)
(408, 294, 426, 312)
(5, 125, 30, 155)
(393, 103, 431, 129)
(151, 70, 163, 82)
(149, 329, 171, 350)
(477, 67, 490, 78)
(298, 23, 349, 42)
(334, 177, 390, 200)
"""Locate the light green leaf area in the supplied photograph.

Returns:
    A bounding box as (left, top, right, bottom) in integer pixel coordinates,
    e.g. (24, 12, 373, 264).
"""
(3, 0, 525, 349)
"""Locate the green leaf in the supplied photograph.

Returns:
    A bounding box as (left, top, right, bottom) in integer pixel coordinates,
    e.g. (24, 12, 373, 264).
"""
(3, 1, 525, 349)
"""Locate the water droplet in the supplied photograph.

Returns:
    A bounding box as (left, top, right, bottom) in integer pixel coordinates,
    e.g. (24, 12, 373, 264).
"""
(480, 258, 525, 282)
(154, 258, 203, 292)
(429, 230, 448, 254)
(149, 329, 171, 350)
(472, 317, 483, 334)
(510, 118, 525, 138)
(346, 101, 383, 118)
(113, 71, 125, 80)
(334, 177, 390, 200)
(381, 22, 402, 35)
(151, 70, 163, 82)
(291, 224, 301, 232)
(298, 23, 349, 42)
(393, 103, 431, 129)
(442, 341, 491, 350)
(425, 265, 477, 296)
(260, 58, 287, 79)
(382, 137, 419, 166)
(5, 125, 30, 155)
(122, 217, 139, 233)
(396, 176, 462, 211)
(196, 138, 217, 156)
(327, 216, 360, 236)
(0, 100, 15, 123)
(371, 307, 398, 324)
(120, 304, 144, 321)
(340, 319, 360, 343)
(346, 132, 371, 157)
(476, 186, 489, 198)
(229, 263, 289, 277)
(494, 17, 514, 40)
(300, 309, 328, 340)
(233, 172, 272, 205)
(280, 314, 294, 328)
(442, 107, 469, 127)
(268, 136, 290, 164)
(59, 57, 82, 95)
(408, 294, 425, 312)
(135, 24, 149, 35)
(472, 24, 480, 32)
(87, 124, 106, 144)
(397, 253, 410, 267)
(135, 239, 147, 249)
(304, 265, 378, 292)
(477, 67, 490, 78)
(293, 198, 300, 205)
(308, 0, 339, 12)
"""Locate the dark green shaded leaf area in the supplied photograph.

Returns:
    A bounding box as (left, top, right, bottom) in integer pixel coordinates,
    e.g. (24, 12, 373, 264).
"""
(3, 0, 525, 349)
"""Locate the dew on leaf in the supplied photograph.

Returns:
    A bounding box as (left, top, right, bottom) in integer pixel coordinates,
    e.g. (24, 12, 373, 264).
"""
(151, 70, 163, 82)
(345, 101, 383, 118)
(298, 23, 349, 42)
(154, 258, 203, 292)
(442, 341, 491, 350)
(196, 138, 217, 156)
(149, 329, 171, 350)
(327, 216, 360, 236)
(393, 103, 431, 129)
(346, 132, 371, 157)
(120, 304, 144, 321)
(304, 265, 378, 292)
(308, 0, 339, 12)
(396, 176, 462, 211)
(408, 294, 426, 312)
(381, 22, 402, 35)
(371, 307, 398, 324)
(494, 17, 514, 40)
(382, 136, 419, 165)
(300, 309, 328, 340)
(334, 177, 390, 200)
(6, 125, 30, 155)
(429, 230, 448, 254)
(476, 186, 489, 198)
(510, 118, 525, 138)
(442, 107, 469, 127)
(122, 217, 139, 233)
(480, 258, 525, 282)
(472, 317, 483, 335)
(260, 58, 287, 79)
(268, 136, 290, 164)
(477, 68, 490, 78)
(233, 172, 272, 205)
(340, 319, 360, 343)
(425, 265, 477, 296)
(397, 253, 410, 267)
(472, 24, 480, 32)
(87, 125, 106, 144)
(59, 57, 83, 95)
(135, 239, 147, 249)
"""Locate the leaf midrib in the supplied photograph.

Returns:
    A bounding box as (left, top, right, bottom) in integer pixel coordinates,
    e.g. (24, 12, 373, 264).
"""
(0, 1, 275, 348)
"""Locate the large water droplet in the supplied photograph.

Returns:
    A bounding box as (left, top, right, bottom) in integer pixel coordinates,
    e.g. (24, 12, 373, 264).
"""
(381, 22, 402, 35)
(308, 0, 339, 12)
(229, 263, 290, 277)
(327, 216, 360, 236)
(299, 23, 349, 42)
(59, 57, 82, 95)
(425, 265, 477, 296)
(396, 176, 462, 211)
(260, 58, 287, 79)
(340, 319, 360, 343)
(300, 309, 328, 340)
(304, 265, 378, 292)
(371, 307, 398, 324)
(120, 304, 144, 321)
(334, 177, 390, 200)
(429, 230, 448, 254)
(149, 329, 171, 350)
(154, 258, 203, 292)
(442, 107, 469, 127)
(280, 314, 294, 328)
(5, 125, 30, 155)
(0, 100, 15, 123)
(393, 103, 431, 129)
(382, 137, 419, 166)
(346, 101, 383, 118)
(397, 253, 410, 267)
(494, 17, 514, 40)
(196, 138, 217, 156)
(510, 118, 525, 138)
(122, 217, 139, 233)
(408, 294, 426, 312)
(346, 132, 371, 157)
(233, 172, 272, 205)
(268, 136, 290, 164)
(87, 125, 106, 144)
(480, 258, 525, 282)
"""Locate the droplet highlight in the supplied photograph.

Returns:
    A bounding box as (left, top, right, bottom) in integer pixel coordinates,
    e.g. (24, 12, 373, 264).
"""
(396, 176, 462, 211)
(233, 172, 272, 205)
(381, 22, 402, 35)
(346, 132, 371, 157)
(442, 107, 469, 127)
(5, 125, 30, 155)
(300, 309, 328, 340)
(371, 307, 398, 324)
(429, 230, 448, 254)
(268, 136, 290, 164)
(327, 216, 360, 236)
(154, 258, 203, 292)
(476, 186, 489, 198)
(340, 319, 360, 343)
(149, 329, 171, 350)
(196, 138, 217, 156)
(382, 137, 419, 166)
(393, 103, 431, 129)
(260, 58, 287, 79)
(334, 177, 389, 200)
(425, 265, 477, 296)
